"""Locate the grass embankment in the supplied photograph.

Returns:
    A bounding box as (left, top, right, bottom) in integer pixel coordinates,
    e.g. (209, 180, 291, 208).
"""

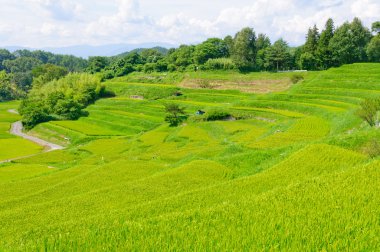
(0, 63, 379, 250)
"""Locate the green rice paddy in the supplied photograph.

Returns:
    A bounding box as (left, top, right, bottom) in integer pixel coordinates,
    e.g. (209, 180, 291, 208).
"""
(0, 63, 379, 250)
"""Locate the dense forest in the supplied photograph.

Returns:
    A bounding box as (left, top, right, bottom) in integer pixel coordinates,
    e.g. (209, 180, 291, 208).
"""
(0, 17, 379, 128)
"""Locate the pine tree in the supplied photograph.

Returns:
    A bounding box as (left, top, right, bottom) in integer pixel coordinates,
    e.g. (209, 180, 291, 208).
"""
(317, 18, 335, 69)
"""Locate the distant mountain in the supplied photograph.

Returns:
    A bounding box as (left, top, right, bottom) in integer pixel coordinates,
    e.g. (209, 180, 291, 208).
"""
(3, 43, 175, 58)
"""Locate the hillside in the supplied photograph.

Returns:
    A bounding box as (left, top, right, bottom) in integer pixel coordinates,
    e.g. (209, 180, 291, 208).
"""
(0, 63, 379, 250)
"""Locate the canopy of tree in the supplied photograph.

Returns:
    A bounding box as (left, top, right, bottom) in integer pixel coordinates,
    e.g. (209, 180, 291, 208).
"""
(0, 49, 87, 91)
(82, 17, 379, 79)
(19, 73, 105, 129)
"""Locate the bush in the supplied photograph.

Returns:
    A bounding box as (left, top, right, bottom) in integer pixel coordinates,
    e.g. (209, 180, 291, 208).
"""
(19, 100, 50, 130)
(167, 64, 177, 72)
(356, 98, 380, 127)
(205, 58, 236, 70)
(206, 110, 231, 121)
(362, 139, 380, 158)
(290, 74, 304, 84)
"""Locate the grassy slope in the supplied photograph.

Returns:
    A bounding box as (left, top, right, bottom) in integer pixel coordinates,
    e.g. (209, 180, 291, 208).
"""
(0, 63, 380, 250)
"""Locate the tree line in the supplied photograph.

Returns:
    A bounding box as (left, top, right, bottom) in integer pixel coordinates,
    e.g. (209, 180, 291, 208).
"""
(87, 17, 380, 79)
(0, 49, 87, 100)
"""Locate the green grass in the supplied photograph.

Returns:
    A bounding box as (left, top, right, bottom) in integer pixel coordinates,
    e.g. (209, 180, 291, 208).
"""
(0, 102, 43, 161)
(1, 63, 380, 251)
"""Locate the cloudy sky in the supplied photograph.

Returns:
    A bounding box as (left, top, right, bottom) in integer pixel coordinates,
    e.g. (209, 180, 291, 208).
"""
(0, 0, 379, 48)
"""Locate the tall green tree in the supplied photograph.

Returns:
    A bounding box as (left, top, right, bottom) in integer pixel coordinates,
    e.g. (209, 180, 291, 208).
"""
(299, 25, 320, 70)
(32, 64, 69, 88)
(255, 34, 271, 70)
(0, 71, 23, 101)
(193, 38, 228, 65)
(87, 57, 109, 74)
(232, 27, 257, 71)
(367, 36, 380, 62)
(317, 18, 335, 69)
(372, 21, 380, 35)
(223, 35, 234, 57)
(0, 49, 15, 71)
(265, 39, 291, 71)
(330, 18, 372, 65)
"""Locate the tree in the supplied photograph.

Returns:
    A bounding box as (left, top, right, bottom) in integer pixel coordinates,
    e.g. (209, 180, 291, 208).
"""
(167, 45, 195, 68)
(87, 57, 109, 73)
(193, 38, 228, 65)
(304, 25, 320, 55)
(2, 57, 42, 73)
(0, 49, 15, 71)
(232, 27, 257, 71)
(19, 99, 50, 130)
(372, 21, 380, 35)
(265, 39, 291, 71)
(357, 98, 380, 127)
(19, 73, 104, 129)
(299, 25, 320, 70)
(0, 71, 23, 101)
(32, 64, 68, 88)
(317, 18, 335, 69)
(255, 34, 271, 70)
(54, 99, 82, 120)
(330, 18, 372, 65)
(164, 103, 186, 126)
(367, 36, 380, 62)
(224, 35, 234, 57)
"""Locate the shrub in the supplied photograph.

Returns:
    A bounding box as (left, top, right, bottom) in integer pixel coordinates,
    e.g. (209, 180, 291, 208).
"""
(205, 58, 236, 70)
(206, 110, 231, 121)
(290, 74, 304, 84)
(356, 98, 380, 127)
(362, 139, 380, 158)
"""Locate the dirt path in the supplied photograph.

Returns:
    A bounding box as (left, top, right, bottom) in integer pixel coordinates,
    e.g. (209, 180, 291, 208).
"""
(10, 121, 64, 151)
(0, 109, 65, 164)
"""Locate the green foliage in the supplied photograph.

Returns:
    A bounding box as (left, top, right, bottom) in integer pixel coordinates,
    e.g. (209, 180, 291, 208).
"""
(356, 98, 380, 127)
(372, 21, 380, 35)
(231, 27, 257, 71)
(366, 35, 380, 62)
(193, 38, 229, 65)
(87, 56, 109, 74)
(317, 18, 335, 69)
(204, 58, 236, 70)
(0, 49, 15, 71)
(19, 73, 103, 129)
(19, 100, 50, 130)
(0, 71, 24, 101)
(205, 110, 231, 121)
(164, 103, 186, 126)
(330, 18, 372, 65)
(361, 139, 380, 158)
(265, 39, 292, 71)
(31, 64, 69, 88)
(299, 52, 318, 70)
(290, 73, 304, 84)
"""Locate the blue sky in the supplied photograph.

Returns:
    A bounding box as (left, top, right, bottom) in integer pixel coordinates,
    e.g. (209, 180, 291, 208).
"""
(0, 0, 379, 48)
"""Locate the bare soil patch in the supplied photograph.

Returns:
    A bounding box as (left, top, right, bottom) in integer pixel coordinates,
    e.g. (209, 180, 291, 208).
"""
(179, 78, 292, 94)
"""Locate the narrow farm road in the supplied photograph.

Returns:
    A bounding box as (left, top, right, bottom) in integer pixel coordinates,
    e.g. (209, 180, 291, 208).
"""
(0, 110, 64, 164)
(10, 121, 64, 151)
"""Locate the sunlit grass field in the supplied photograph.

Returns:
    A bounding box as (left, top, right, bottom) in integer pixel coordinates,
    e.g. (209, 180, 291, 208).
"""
(0, 63, 379, 250)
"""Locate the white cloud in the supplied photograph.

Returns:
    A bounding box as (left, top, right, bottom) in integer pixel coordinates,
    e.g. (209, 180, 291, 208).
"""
(351, 0, 380, 19)
(0, 0, 378, 48)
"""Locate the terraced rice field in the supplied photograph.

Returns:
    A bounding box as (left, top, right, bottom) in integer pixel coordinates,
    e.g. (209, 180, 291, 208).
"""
(0, 63, 379, 250)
